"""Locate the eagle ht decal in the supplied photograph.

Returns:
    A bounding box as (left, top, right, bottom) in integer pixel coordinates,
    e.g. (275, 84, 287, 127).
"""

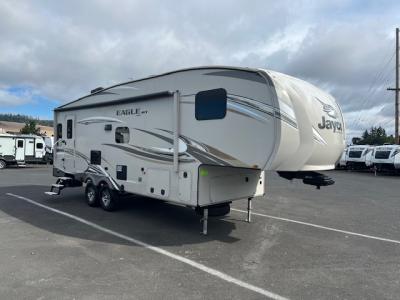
(316, 97, 343, 133)
(116, 108, 148, 116)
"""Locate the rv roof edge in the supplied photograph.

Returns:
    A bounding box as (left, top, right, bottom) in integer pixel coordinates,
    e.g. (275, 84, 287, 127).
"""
(55, 90, 174, 112)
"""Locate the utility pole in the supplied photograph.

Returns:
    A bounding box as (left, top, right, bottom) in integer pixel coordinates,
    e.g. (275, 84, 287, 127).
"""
(387, 28, 399, 144)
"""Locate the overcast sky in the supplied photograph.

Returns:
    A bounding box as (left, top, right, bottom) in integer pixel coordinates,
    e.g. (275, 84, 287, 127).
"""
(0, 0, 399, 140)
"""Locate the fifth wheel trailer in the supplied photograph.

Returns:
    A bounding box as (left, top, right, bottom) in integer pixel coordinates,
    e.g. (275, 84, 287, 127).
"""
(48, 66, 346, 234)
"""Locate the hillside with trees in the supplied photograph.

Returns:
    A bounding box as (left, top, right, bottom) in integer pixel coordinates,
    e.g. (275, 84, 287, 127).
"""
(0, 113, 53, 127)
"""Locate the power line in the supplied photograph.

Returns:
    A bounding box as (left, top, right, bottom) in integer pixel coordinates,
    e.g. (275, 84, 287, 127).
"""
(349, 50, 396, 129)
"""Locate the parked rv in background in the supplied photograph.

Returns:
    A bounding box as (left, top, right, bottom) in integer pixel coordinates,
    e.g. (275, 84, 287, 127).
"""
(0, 134, 47, 169)
(346, 145, 374, 169)
(337, 147, 348, 168)
(371, 145, 400, 172)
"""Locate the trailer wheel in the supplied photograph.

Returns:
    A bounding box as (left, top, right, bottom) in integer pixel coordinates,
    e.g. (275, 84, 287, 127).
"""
(85, 183, 99, 207)
(99, 185, 118, 211)
(0, 160, 6, 169)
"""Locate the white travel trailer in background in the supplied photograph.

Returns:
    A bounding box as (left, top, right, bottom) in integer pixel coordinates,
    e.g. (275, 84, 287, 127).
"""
(337, 147, 348, 168)
(48, 66, 346, 234)
(371, 145, 400, 172)
(346, 145, 374, 169)
(0, 133, 46, 169)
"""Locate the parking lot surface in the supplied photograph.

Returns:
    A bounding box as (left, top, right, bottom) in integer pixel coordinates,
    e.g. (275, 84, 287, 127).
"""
(0, 166, 399, 299)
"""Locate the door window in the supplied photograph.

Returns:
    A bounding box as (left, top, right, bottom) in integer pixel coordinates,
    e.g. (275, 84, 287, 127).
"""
(67, 119, 73, 139)
(17, 140, 24, 148)
(57, 123, 62, 139)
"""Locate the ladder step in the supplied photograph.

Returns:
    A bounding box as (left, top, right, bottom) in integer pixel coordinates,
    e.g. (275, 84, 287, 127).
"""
(44, 191, 59, 196)
(52, 184, 64, 188)
(58, 177, 73, 181)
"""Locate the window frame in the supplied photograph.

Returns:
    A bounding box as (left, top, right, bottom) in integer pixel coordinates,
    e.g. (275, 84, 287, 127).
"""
(57, 123, 63, 139)
(67, 119, 73, 139)
(195, 88, 227, 121)
(115, 127, 130, 144)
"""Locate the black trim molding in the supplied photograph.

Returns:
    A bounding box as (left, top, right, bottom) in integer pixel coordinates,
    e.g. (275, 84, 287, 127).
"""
(55, 91, 173, 112)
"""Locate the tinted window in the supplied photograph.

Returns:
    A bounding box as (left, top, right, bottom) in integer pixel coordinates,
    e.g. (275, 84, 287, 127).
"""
(195, 88, 227, 120)
(67, 119, 73, 139)
(115, 127, 130, 143)
(36, 143, 43, 149)
(17, 140, 23, 148)
(57, 123, 62, 139)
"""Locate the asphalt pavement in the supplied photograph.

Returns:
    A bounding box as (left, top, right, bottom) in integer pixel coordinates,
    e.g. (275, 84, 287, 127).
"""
(0, 166, 399, 299)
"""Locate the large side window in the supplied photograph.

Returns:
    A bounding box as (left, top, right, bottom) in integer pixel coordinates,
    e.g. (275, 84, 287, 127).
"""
(195, 88, 227, 120)
(115, 127, 130, 143)
(67, 119, 73, 139)
(36, 142, 43, 149)
(57, 123, 62, 139)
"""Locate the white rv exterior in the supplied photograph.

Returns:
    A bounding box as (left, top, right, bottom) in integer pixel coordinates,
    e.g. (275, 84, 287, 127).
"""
(371, 145, 400, 171)
(346, 145, 374, 169)
(43, 136, 54, 163)
(50, 66, 345, 233)
(0, 134, 46, 168)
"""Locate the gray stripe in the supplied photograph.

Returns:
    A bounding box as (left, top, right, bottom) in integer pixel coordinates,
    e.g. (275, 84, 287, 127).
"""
(204, 70, 266, 84)
(103, 143, 174, 162)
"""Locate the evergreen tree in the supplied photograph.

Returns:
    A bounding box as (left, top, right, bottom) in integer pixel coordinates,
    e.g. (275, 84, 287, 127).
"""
(20, 120, 41, 135)
(352, 126, 395, 145)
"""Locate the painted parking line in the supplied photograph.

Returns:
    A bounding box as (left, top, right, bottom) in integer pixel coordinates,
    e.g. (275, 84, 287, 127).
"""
(231, 208, 400, 245)
(5, 193, 288, 300)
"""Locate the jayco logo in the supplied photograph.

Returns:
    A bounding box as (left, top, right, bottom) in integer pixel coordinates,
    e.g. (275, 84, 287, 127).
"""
(316, 98, 342, 133)
(318, 116, 342, 132)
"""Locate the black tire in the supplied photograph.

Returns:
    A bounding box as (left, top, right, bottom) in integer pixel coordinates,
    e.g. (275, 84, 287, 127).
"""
(196, 203, 231, 217)
(85, 183, 99, 207)
(0, 160, 6, 169)
(99, 185, 118, 211)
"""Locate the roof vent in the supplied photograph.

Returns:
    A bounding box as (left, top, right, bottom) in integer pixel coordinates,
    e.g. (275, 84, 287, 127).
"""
(90, 87, 104, 94)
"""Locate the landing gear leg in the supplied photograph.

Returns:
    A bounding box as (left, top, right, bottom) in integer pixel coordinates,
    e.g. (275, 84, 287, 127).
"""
(247, 197, 252, 223)
(202, 208, 208, 235)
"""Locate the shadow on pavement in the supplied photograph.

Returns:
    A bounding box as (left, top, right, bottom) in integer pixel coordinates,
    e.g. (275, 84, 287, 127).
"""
(0, 185, 240, 247)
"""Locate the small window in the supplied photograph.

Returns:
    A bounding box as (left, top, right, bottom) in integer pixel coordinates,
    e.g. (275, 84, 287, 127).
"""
(57, 123, 63, 139)
(17, 140, 24, 148)
(67, 119, 73, 139)
(90, 150, 101, 165)
(195, 88, 227, 120)
(115, 127, 130, 143)
(36, 143, 43, 149)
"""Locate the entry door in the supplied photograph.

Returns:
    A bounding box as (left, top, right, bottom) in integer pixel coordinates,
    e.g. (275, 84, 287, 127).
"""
(15, 139, 25, 161)
(64, 115, 76, 173)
